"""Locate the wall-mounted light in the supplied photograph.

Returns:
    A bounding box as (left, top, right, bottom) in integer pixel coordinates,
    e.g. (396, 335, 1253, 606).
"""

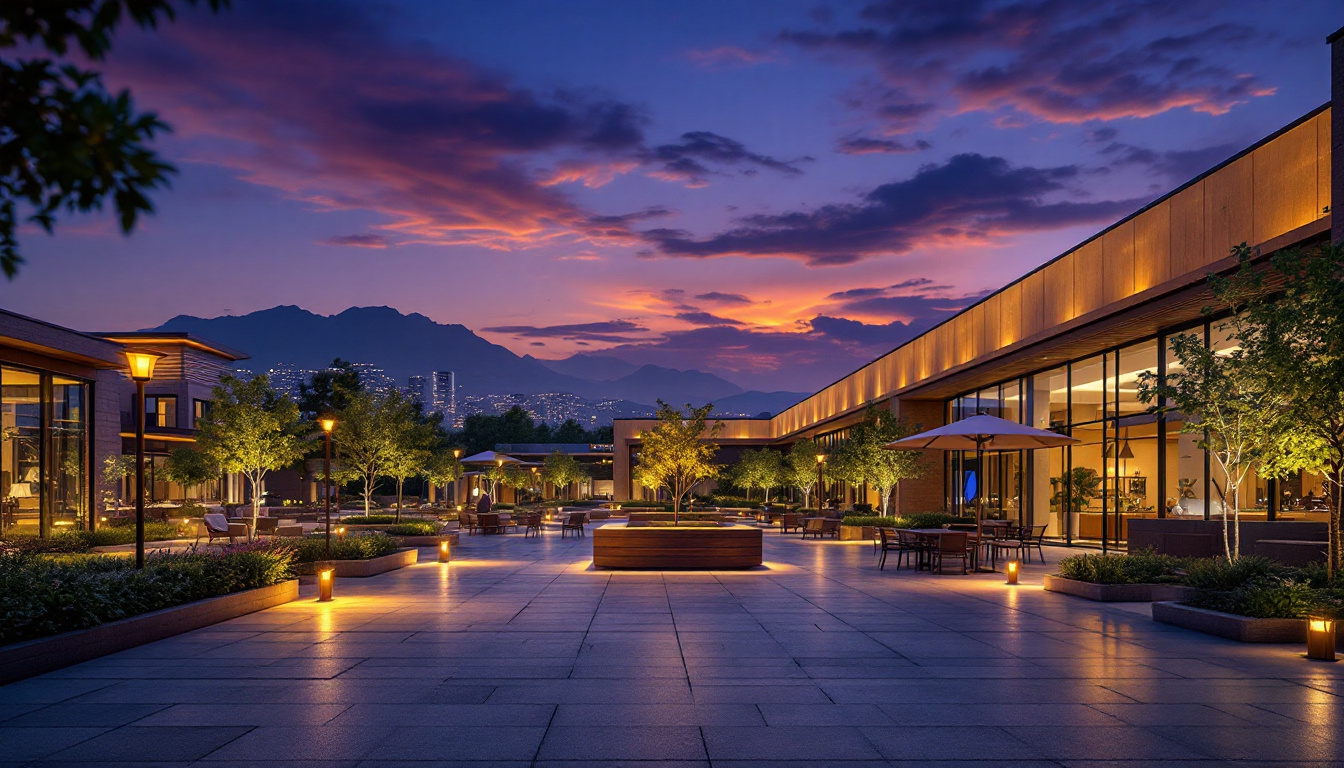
(1005, 560, 1019, 585)
(318, 568, 335, 602)
(1306, 617, 1336, 661)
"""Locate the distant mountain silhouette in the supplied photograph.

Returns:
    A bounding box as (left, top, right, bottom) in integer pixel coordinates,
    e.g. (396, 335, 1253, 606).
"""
(149, 306, 808, 416)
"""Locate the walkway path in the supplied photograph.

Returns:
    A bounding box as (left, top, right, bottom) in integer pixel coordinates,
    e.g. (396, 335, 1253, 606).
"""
(2, 528, 1341, 766)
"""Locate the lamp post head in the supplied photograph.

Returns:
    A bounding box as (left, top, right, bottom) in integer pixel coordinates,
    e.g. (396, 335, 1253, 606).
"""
(496, 458, 503, 468)
(124, 350, 165, 382)
(319, 417, 336, 433)
(815, 454, 826, 465)
(453, 448, 462, 459)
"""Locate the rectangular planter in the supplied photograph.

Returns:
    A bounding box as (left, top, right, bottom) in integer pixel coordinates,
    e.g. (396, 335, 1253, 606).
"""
(299, 548, 418, 577)
(593, 524, 762, 569)
(839, 525, 876, 542)
(1043, 575, 1194, 602)
(0, 580, 299, 685)
(1152, 601, 1306, 643)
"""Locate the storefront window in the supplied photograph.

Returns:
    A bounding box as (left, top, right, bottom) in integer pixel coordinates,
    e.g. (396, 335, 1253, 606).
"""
(1, 367, 90, 537)
(2, 367, 42, 535)
(1165, 329, 1206, 518)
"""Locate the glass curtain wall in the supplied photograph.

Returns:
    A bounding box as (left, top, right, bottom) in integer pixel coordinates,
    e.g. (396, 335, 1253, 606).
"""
(948, 383, 1024, 521)
(1, 366, 89, 536)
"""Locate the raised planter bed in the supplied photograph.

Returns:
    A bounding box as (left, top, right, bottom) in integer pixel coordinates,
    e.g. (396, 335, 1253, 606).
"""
(298, 548, 419, 577)
(1043, 575, 1194, 602)
(839, 525, 877, 542)
(593, 524, 762, 569)
(0, 580, 299, 685)
(1152, 601, 1307, 643)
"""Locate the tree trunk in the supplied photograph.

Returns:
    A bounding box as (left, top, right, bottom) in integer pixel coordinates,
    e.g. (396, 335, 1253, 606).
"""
(396, 479, 403, 523)
(1230, 481, 1240, 561)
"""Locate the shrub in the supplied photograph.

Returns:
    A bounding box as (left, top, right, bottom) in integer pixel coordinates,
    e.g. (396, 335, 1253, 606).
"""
(852, 503, 874, 514)
(839, 516, 888, 528)
(492, 503, 516, 510)
(382, 522, 441, 536)
(339, 514, 436, 525)
(1056, 549, 1186, 585)
(0, 522, 187, 555)
(278, 533, 400, 563)
(0, 544, 295, 645)
(1182, 556, 1282, 591)
(1185, 577, 1317, 619)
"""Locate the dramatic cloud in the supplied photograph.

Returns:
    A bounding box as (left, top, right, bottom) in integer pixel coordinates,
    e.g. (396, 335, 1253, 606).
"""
(108, 2, 787, 253)
(694, 291, 753, 305)
(684, 46, 782, 70)
(674, 311, 746, 327)
(782, 2, 1275, 132)
(321, 234, 391, 248)
(644, 132, 807, 187)
(836, 136, 931, 155)
(481, 320, 651, 343)
(1092, 135, 1241, 184)
(641, 153, 1148, 265)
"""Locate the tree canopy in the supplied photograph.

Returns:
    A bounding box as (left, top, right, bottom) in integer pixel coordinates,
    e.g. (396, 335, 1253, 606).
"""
(726, 448, 784, 503)
(298, 359, 362, 417)
(455, 406, 611, 454)
(632, 401, 722, 521)
(781, 438, 823, 508)
(195, 375, 303, 522)
(1, 0, 227, 278)
(541, 450, 585, 500)
(826, 407, 924, 515)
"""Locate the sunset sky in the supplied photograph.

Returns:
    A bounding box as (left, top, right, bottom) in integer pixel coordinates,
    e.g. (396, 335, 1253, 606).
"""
(3, 0, 1339, 391)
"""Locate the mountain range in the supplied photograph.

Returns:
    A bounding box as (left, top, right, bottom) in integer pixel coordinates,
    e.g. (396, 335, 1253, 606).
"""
(150, 306, 808, 418)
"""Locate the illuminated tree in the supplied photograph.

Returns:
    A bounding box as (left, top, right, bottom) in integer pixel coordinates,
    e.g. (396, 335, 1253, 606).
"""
(195, 375, 304, 526)
(632, 401, 722, 523)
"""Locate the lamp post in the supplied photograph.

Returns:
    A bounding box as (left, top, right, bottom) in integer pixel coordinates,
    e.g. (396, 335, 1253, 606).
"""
(320, 417, 336, 557)
(531, 466, 539, 503)
(815, 453, 826, 510)
(125, 350, 164, 570)
(452, 448, 462, 506)
(495, 457, 503, 501)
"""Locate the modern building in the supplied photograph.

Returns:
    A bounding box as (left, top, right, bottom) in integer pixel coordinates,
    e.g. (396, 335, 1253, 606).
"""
(431, 370, 456, 420)
(494, 443, 615, 498)
(404, 374, 427, 409)
(616, 48, 1343, 552)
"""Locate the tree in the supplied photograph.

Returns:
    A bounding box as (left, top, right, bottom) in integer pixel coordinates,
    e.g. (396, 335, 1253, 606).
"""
(631, 401, 722, 523)
(501, 463, 533, 503)
(1214, 243, 1344, 575)
(423, 447, 463, 508)
(1, 0, 227, 278)
(728, 448, 783, 503)
(382, 396, 435, 521)
(333, 390, 403, 516)
(781, 439, 823, 508)
(823, 409, 924, 515)
(160, 446, 219, 498)
(100, 453, 134, 508)
(195, 375, 304, 526)
(298, 359, 361, 417)
(552, 419, 588, 443)
(542, 450, 583, 499)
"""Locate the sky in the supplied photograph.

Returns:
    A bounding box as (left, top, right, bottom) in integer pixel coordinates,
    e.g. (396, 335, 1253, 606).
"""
(3, 0, 1339, 392)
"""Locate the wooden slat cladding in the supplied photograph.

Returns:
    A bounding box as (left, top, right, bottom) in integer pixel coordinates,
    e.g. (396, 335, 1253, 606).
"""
(769, 106, 1331, 440)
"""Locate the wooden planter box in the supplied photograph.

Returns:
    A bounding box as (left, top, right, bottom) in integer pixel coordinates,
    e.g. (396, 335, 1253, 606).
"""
(394, 533, 459, 547)
(1152, 602, 1307, 643)
(0, 580, 299, 685)
(593, 524, 762, 569)
(1043, 575, 1194, 602)
(839, 525, 876, 542)
(299, 548, 419, 577)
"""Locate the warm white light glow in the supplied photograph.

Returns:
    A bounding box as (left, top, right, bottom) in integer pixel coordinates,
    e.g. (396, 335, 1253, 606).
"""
(124, 350, 164, 381)
(320, 418, 336, 432)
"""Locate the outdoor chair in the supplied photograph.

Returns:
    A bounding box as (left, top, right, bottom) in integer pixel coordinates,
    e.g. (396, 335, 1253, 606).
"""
(1022, 524, 1048, 563)
(800, 517, 826, 540)
(779, 513, 802, 534)
(987, 527, 1024, 571)
(878, 527, 913, 571)
(458, 510, 478, 535)
(561, 511, 587, 538)
(197, 513, 247, 545)
(253, 517, 278, 537)
(477, 512, 502, 535)
(821, 518, 840, 538)
(930, 531, 972, 575)
(524, 512, 543, 538)
(274, 524, 304, 537)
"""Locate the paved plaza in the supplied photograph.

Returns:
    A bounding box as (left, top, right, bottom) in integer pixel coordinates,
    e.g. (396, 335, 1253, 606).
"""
(1, 529, 1341, 767)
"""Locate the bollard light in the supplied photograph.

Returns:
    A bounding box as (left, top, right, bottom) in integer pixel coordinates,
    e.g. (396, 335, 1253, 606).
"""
(1306, 617, 1336, 661)
(318, 568, 335, 602)
(438, 540, 451, 563)
(336, 526, 346, 541)
(1005, 560, 1019, 585)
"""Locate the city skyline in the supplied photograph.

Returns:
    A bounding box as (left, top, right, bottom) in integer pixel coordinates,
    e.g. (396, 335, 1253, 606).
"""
(3, 0, 1339, 387)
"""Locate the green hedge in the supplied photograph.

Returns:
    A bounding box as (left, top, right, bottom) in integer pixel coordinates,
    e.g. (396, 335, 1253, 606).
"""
(381, 522, 441, 536)
(277, 533, 401, 563)
(338, 514, 437, 525)
(839, 513, 973, 529)
(1056, 549, 1186, 585)
(1, 523, 188, 554)
(0, 544, 295, 645)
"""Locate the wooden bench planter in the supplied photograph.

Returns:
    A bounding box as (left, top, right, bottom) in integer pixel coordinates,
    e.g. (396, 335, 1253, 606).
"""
(1044, 575, 1194, 602)
(0, 580, 299, 685)
(593, 524, 762, 569)
(1152, 602, 1308, 643)
(297, 548, 419, 577)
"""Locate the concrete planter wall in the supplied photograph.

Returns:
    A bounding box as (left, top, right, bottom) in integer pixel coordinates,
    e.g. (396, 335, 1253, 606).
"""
(1044, 575, 1194, 602)
(1152, 601, 1307, 643)
(839, 525, 876, 542)
(0, 580, 299, 685)
(299, 548, 419, 577)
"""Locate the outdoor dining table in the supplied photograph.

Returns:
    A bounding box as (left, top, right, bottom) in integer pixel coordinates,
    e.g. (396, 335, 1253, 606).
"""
(898, 528, 992, 572)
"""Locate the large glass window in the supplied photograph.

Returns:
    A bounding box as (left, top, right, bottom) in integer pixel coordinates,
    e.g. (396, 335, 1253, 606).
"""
(1, 367, 89, 537)
(145, 395, 177, 428)
(1165, 329, 1206, 518)
(51, 377, 86, 531)
(2, 367, 42, 535)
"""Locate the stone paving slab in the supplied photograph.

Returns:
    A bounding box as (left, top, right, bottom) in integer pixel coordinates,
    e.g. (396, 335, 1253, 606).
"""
(1, 531, 1341, 765)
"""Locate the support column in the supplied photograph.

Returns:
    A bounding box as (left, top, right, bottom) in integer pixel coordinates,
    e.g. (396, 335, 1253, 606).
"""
(891, 397, 947, 514)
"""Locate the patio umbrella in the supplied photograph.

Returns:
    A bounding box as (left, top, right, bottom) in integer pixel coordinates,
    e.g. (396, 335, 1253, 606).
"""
(459, 451, 521, 465)
(884, 412, 1079, 530)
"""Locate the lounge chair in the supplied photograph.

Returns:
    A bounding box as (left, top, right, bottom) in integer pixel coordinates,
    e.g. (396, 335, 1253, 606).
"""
(197, 513, 248, 545)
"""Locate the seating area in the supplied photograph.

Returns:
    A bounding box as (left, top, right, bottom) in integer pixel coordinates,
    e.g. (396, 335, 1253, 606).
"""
(876, 521, 1048, 575)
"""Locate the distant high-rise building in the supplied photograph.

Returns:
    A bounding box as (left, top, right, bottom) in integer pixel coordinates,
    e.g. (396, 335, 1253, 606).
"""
(265, 363, 311, 399)
(403, 375, 427, 408)
(431, 371, 456, 420)
(350, 362, 396, 396)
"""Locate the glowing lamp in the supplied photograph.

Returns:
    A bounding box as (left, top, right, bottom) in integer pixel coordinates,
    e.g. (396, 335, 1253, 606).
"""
(453, 449, 462, 459)
(318, 568, 335, 602)
(336, 526, 346, 540)
(319, 417, 336, 433)
(124, 350, 164, 381)
(438, 540, 451, 563)
(815, 454, 826, 464)
(1005, 560, 1019, 585)
(1306, 617, 1336, 661)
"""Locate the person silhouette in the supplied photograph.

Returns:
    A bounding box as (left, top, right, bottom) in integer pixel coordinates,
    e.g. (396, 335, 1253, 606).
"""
(476, 492, 493, 515)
